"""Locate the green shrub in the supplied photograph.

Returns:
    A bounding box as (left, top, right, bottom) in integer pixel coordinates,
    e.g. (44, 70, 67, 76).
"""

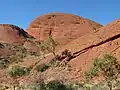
(85, 67, 99, 81)
(85, 54, 120, 81)
(0, 61, 7, 69)
(8, 65, 31, 77)
(48, 58, 59, 67)
(46, 80, 69, 90)
(29, 51, 39, 56)
(36, 64, 50, 72)
(16, 80, 73, 90)
(0, 60, 9, 69)
(18, 83, 46, 90)
(84, 54, 120, 90)
(40, 34, 59, 56)
(95, 54, 120, 79)
(36, 58, 59, 73)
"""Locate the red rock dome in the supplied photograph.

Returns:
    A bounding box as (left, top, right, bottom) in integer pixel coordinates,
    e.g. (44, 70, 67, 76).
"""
(27, 13, 102, 44)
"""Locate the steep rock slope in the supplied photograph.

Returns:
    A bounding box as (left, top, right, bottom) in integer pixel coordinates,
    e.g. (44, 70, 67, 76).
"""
(27, 13, 102, 45)
(32, 19, 120, 83)
(0, 24, 42, 60)
(0, 24, 32, 44)
(56, 19, 120, 74)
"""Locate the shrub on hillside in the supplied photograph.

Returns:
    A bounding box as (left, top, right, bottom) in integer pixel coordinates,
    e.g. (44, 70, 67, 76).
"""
(85, 54, 120, 90)
(36, 64, 50, 72)
(46, 80, 70, 90)
(85, 54, 120, 81)
(0, 59, 9, 69)
(40, 34, 59, 57)
(8, 65, 31, 77)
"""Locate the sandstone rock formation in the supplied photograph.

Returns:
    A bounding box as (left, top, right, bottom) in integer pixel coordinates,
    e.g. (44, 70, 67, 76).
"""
(1, 13, 120, 87)
(33, 19, 120, 83)
(0, 24, 32, 44)
(56, 19, 120, 74)
(27, 13, 102, 45)
(0, 24, 41, 58)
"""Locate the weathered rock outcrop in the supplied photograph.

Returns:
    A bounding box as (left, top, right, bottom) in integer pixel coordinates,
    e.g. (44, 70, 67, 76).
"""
(0, 24, 41, 56)
(0, 24, 32, 44)
(56, 19, 120, 74)
(27, 13, 102, 45)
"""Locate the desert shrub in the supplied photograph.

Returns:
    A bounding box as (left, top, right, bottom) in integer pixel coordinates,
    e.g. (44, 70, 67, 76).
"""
(94, 54, 120, 79)
(49, 58, 57, 65)
(16, 80, 74, 90)
(0, 59, 9, 69)
(48, 58, 60, 67)
(85, 54, 120, 81)
(85, 66, 99, 81)
(85, 54, 120, 90)
(18, 83, 46, 90)
(36, 64, 50, 72)
(36, 58, 59, 73)
(46, 80, 70, 90)
(40, 34, 59, 56)
(0, 61, 7, 69)
(8, 79, 120, 90)
(8, 65, 31, 77)
(29, 51, 39, 56)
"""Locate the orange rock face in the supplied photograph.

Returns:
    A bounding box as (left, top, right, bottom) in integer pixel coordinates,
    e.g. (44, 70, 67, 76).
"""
(27, 13, 102, 45)
(0, 24, 31, 44)
(57, 19, 120, 74)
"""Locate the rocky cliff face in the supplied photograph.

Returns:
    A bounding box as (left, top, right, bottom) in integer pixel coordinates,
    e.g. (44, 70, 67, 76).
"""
(57, 19, 120, 74)
(26, 13, 120, 83)
(0, 24, 32, 44)
(27, 13, 102, 45)
(0, 24, 41, 57)
(36, 19, 120, 83)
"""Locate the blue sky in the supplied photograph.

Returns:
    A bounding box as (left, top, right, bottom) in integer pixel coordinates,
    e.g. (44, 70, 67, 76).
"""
(0, 0, 120, 29)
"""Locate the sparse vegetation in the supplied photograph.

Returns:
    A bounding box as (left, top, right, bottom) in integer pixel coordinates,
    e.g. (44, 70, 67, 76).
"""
(85, 66, 99, 81)
(36, 63, 50, 72)
(2, 79, 120, 90)
(8, 65, 31, 77)
(35, 58, 61, 73)
(40, 33, 58, 56)
(0, 59, 9, 69)
(85, 54, 120, 80)
(15, 80, 72, 90)
(85, 54, 120, 90)
(0, 43, 41, 70)
(46, 80, 70, 90)
(17, 83, 46, 90)
(48, 58, 60, 67)
(0, 61, 6, 69)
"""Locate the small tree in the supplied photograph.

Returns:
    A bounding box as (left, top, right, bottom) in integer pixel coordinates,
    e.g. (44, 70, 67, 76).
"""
(47, 34, 58, 56)
(40, 32, 58, 57)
